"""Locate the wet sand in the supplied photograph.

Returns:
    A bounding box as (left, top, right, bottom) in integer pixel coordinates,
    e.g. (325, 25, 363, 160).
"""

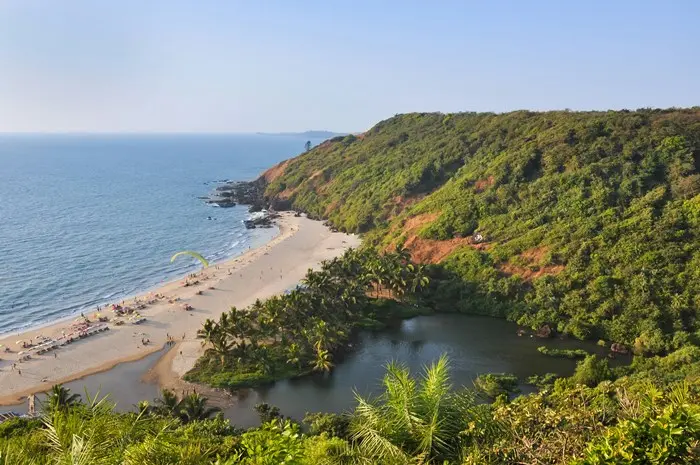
(0, 213, 360, 405)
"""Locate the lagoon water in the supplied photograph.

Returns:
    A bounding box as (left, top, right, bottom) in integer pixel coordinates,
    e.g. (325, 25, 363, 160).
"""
(0, 314, 614, 427)
(0, 134, 320, 335)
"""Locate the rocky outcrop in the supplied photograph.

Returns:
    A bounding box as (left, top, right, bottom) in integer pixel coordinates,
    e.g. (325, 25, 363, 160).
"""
(243, 212, 279, 229)
(610, 343, 629, 354)
(202, 172, 300, 216)
(205, 198, 237, 208)
(202, 177, 270, 211)
(535, 325, 554, 338)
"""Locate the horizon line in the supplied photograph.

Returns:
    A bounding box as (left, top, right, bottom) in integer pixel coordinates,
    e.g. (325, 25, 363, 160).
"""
(0, 130, 349, 135)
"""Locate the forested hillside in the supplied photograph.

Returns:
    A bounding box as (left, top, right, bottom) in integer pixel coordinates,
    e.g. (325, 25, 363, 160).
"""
(263, 109, 700, 349)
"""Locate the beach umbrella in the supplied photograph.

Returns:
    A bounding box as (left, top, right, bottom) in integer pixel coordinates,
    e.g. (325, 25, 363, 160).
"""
(171, 250, 209, 269)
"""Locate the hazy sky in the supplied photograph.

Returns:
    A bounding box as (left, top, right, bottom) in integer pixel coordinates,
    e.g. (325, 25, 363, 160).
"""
(0, 1, 698, 133)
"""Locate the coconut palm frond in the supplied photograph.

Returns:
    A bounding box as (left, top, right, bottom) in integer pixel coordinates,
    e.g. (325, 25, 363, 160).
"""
(383, 361, 419, 432)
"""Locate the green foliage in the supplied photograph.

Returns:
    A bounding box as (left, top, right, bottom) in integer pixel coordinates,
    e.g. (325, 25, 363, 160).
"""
(264, 109, 700, 346)
(526, 372, 559, 388)
(473, 373, 520, 399)
(42, 384, 81, 414)
(349, 355, 484, 464)
(146, 389, 221, 423)
(303, 412, 350, 439)
(537, 346, 590, 359)
(576, 384, 700, 464)
(3, 354, 700, 464)
(572, 355, 614, 387)
(0, 418, 40, 439)
(187, 247, 431, 389)
(233, 421, 307, 465)
(254, 403, 285, 424)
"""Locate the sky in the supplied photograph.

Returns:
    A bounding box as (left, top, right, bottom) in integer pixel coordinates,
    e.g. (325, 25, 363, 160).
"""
(0, 1, 698, 133)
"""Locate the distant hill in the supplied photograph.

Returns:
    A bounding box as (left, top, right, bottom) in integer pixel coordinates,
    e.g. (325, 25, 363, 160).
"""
(260, 108, 700, 347)
(256, 130, 347, 139)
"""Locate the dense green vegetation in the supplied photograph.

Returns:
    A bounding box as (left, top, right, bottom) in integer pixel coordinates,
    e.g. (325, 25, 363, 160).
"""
(185, 247, 430, 388)
(3, 352, 699, 464)
(537, 346, 590, 359)
(264, 109, 700, 348)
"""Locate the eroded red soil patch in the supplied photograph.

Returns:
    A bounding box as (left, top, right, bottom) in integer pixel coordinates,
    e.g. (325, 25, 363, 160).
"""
(262, 159, 291, 183)
(404, 235, 472, 264)
(390, 212, 488, 264)
(474, 175, 495, 192)
(497, 246, 564, 281)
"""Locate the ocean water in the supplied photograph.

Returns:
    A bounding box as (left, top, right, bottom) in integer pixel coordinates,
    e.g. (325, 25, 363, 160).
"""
(0, 134, 319, 335)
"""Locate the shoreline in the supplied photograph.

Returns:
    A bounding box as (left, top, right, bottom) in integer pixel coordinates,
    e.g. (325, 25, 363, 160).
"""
(0, 227, 278, 341)
(0, 212, 361, 406)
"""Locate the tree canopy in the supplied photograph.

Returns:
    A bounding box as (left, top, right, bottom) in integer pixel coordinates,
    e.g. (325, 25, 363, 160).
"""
(263, 109, 700, 348)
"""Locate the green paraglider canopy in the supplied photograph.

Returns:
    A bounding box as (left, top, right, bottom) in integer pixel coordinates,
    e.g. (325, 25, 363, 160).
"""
(170, 251, 209, 268)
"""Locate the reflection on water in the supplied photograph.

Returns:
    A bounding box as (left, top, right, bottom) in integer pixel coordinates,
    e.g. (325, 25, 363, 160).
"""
(1, 315, 619, 428)
(221, 314, 610, 427)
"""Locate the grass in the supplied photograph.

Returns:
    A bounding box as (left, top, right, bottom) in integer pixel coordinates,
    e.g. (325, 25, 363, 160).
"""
(537, 346, 590, 359)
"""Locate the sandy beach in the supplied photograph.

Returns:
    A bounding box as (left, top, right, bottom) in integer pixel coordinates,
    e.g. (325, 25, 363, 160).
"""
(0, 213, 360, 405)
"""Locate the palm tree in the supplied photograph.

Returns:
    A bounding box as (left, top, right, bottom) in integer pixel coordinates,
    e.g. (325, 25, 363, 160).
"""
(153, 389, 181, 417)
(177, 393, 220, 423)
(367, 260, 387, 298)
(43, 384, 81, 413)
(197, 319, 220, 347)
(197, 319, 233, 366)
(40, 392, 156, 464)
(350, 355, 479, 464)
(251, 345, 274, 376)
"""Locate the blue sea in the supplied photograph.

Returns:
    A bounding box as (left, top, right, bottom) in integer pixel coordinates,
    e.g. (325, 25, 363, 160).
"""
(0, 134, 320, 335)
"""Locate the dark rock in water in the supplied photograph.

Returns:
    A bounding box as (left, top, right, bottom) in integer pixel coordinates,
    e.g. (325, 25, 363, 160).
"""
(201, 175, 295, 214)
(243, 211, 279, 229)
(205, 197, 236, 208)
(535, 325, 553, 338)
(206, 178, 268, 208)
(610, 343, 629, 354)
